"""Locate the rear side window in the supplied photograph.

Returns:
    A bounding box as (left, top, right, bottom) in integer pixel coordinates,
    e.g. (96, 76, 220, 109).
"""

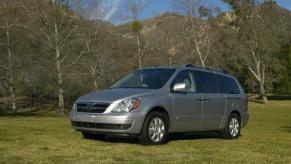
(194, 71, 220, 93)
(219, 75, 240, 94)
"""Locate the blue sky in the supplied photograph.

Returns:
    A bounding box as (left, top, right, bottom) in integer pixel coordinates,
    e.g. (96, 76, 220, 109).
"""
(138, 0, 229, 20)
(276, 0, 291, 10)
(102, 0, 291, 23)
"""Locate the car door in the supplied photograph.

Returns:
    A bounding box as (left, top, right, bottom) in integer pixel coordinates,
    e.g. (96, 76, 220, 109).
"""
(194, 71, 226, 130)
(220, 75, 243, 129)
(171, 70, 203, 132)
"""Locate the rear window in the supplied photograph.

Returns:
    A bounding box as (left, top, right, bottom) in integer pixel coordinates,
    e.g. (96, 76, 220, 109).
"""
(219, 75, 240, 94)
(194, 71, 220, 93)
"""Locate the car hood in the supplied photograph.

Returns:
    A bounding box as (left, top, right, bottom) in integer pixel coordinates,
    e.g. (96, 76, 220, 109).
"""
(76, 88, 155, 103)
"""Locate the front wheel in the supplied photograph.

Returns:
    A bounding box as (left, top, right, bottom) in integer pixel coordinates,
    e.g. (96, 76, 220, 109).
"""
(222, 113, 241, 139)
(139, 112, 169, 145)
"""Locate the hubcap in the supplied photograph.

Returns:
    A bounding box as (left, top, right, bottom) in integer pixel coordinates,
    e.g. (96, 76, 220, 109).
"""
(148, 117, 165, 142)
(229, 117, 240, 137)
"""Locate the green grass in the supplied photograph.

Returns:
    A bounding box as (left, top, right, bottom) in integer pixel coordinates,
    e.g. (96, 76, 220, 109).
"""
(1, 101, 291, 163)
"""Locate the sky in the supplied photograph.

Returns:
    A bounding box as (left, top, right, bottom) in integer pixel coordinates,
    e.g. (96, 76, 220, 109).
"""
(101, 0, 291, 24)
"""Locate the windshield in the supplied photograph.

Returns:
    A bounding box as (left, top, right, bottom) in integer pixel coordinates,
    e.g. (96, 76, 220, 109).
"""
(111, 68, 175, 89)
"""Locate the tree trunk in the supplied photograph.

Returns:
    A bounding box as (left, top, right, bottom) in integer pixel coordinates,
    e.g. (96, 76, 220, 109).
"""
(247, 63, 268, 104)
(166, 36, 172, 65)
(138, 56, 142, 69)
(136, 35, 142, 68)
(56, 48, 65, 116)
(6, 21, 17, 114)
(168, 55, 172, 65)
(259, 80, 268, 104)
(193, 38, 205, 67)
(8, 83, 16, 113)
(91, 66, 98, 89)
(53, 16, 65, 116)
(200, 59, 205, 68)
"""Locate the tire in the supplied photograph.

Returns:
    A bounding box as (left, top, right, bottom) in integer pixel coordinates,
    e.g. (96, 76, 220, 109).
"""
(222, 113, 241, 139)
(82, 131, 105, 140)
(138, 111, 169, 145)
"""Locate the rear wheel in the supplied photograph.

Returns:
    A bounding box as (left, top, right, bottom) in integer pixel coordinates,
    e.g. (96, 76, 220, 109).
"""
(82, 131, 105, 140)
(222, 113, 241, 139)
(139, 112, 169, 145)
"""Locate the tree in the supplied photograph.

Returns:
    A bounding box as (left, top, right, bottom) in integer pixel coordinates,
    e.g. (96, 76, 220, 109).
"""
(175, 0, 218, 67)
(22, 0, 85, 115)
(126, 0, 149, 68)
(274, 41, 291, 94)
(78, 21, 107, 90)
(154, 14, 181, 65)
(223, 0, 280, 103)
(75, 1, 105, 90)
(0, 0, 26, 113)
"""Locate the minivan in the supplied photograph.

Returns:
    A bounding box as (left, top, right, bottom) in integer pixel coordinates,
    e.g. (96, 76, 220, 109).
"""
(70, 65, 249, 145)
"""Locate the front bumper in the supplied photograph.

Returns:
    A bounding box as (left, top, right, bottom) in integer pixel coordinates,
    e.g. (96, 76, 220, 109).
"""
(70, 112, 146, 134)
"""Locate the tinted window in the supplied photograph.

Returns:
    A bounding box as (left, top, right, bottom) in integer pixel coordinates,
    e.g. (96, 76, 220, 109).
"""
(111, 68, 175, 89)
(194, 71, 220, 93)
(171, 70, 197, 92)
(219, 75, 240, 94)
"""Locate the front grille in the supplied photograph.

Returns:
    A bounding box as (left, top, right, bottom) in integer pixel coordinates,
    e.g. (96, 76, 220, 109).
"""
(71, 121, 132, 130)
(77, 102, 110, 113)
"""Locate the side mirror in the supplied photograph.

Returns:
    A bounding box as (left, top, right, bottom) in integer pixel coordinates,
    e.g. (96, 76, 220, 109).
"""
(172, 83, 186, 92)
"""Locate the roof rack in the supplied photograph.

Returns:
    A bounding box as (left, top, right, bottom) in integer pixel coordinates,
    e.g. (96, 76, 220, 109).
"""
(184, 64, 194, 67)
(183, 64, 228, 74)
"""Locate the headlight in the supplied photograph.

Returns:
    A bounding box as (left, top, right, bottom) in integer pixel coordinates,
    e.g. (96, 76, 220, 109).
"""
(112, 98, 141, 112)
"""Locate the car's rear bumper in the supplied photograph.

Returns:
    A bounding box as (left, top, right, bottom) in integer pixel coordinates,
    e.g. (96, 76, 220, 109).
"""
(70, 112, 146, 134)
(242, 112, 249, 127)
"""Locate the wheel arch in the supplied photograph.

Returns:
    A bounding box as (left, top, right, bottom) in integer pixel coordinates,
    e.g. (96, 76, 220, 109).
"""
(230, 110, 241, 122)
(147, 106, 171, 120)
(146, 106, 171, 125)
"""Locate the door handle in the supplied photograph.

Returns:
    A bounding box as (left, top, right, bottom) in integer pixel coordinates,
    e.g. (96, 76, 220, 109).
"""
(196, 98, 203, 101)
(196, 98, 209, 102)
(203, 98, 210, 102)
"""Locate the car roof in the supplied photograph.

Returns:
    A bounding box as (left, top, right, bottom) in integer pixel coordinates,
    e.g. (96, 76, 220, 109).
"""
(142, 65, 232, 78)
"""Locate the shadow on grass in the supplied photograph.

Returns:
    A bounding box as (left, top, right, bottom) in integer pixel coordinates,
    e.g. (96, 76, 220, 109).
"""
(267, 95, 291, 100)
(168, 131, 224, 141)
(98, 135, 140, 144)
(249, 99, 264, 104)
(248, 94, 291, 104)
(85, 131, 226, 144)
(281, 126, 291, 133)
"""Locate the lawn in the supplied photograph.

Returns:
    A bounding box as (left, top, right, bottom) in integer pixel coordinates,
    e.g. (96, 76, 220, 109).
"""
(0, 101, 291, 163)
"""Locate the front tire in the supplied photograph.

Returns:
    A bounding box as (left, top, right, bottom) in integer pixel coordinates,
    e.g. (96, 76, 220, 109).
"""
(222, 113, 241, 139)
(139, 112, 169, 145)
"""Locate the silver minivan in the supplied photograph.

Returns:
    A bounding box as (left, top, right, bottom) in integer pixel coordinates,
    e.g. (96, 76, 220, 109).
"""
(70, 65, 249, 145)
